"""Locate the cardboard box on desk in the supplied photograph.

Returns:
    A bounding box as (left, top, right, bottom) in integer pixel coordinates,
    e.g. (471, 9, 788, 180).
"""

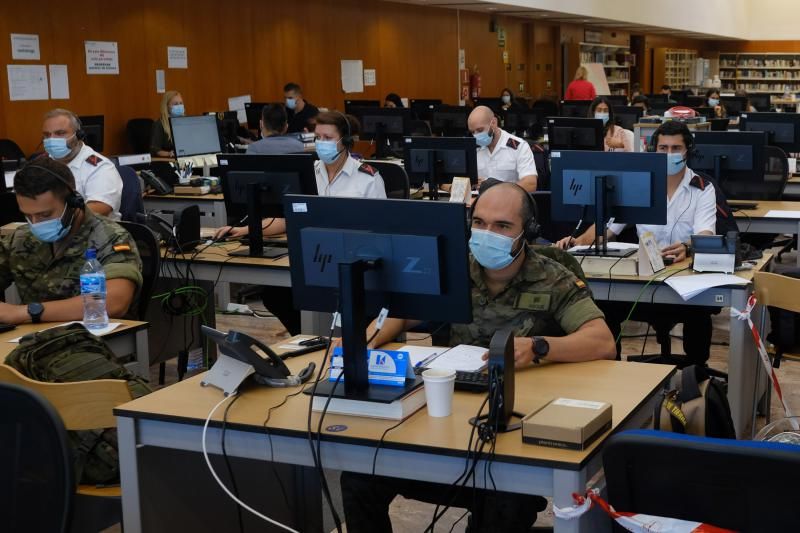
(522, 398, 612, 451)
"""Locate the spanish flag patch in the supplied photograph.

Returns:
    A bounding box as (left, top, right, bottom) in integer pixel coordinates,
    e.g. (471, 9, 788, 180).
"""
(113, 243, 131, 252)
(575, 279, 587, 289)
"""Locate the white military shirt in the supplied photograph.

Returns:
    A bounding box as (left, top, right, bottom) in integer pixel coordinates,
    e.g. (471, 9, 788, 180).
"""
(476, 129, 538, 185)
(608, 166, 717, 249)
(314, 156, 387, 199)
(63, 143, 123, 220)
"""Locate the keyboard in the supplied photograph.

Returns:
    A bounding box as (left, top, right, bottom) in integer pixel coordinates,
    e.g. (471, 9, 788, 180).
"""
(454, 370, 489, 392)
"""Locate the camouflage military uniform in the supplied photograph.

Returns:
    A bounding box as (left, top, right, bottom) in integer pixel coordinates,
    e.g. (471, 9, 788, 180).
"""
(0, 210, 142, 307)
(450, 246, 604, 347)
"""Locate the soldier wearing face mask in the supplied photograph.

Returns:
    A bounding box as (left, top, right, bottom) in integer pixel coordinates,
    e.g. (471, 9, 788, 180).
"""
(468, 106, 539, 192)
(41, 108, 123, 220)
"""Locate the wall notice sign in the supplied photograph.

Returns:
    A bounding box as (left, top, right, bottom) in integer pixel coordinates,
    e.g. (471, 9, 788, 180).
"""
(167, 46, 188, 69)
(155, 69, 165, 94)
(85, 41, 119, 75)
(49, 64, 69, 99)
(11, 34, 40, 60)
(7, 64, 48, 101)
(363, 69, 376, 86)
(340, 59, 364, 93)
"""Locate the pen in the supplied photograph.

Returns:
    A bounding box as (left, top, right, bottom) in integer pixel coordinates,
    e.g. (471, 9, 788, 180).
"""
(414, 351, 441, 368)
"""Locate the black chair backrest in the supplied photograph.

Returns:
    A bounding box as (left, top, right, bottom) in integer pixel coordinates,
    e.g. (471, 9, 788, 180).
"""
(367, 161, 410, 199)
(118, 221, 160, 320)
(0, 382, 74, 533)
(0, 139, 26, 161)
(531, 99, 559, 117)
(116, 164, 145, 222)
(409, 120, 432, 137)
(604, 430, 800, 531)
(765, 144, 790, 199)
(126, 118, 154, 154)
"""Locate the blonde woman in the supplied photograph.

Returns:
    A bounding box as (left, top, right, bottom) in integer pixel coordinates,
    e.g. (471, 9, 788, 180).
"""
(150, 90, 184, 157)
(565, 66, 597, 101)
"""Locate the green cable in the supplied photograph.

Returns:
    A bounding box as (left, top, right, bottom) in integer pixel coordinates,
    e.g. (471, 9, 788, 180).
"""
(614, 267, 681, 345)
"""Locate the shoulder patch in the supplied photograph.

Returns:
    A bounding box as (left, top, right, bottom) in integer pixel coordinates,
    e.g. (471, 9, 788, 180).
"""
(358, 163, 377, 176)
(689, 175, 708, 190)
(575, 279, 587, 289)
(86, 154, 101, 167)
(506, 138, 520, 150)
(113, 243, 131, 252)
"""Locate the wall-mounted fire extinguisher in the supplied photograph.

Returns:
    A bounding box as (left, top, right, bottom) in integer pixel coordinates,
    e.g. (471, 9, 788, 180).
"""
(470, 65, 481, 99)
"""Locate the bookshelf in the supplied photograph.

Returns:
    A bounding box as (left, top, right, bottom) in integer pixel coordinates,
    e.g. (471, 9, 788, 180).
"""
(569, 42, 632, 96)
(719, 52, 800, 95)
(653, 48, 697, 89)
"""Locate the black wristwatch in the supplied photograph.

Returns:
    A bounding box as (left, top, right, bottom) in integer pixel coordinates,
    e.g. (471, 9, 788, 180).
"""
(27, 302, 44, 324)
(684, 242, 693, 257)
(531, 336, 550, 364)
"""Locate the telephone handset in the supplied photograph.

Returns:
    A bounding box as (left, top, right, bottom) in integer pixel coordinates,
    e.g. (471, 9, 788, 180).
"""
(140, 169, 173, 195)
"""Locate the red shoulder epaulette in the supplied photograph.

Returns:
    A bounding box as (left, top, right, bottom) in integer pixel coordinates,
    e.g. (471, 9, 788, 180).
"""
(506, 138, 520, 150)
(86, 154, 100, 167)
(359, 163, 377, 176)
(689, 175, 708, 190)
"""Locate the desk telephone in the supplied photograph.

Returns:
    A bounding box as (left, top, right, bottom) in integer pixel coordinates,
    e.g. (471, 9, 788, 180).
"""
(140, 169, 173, 195)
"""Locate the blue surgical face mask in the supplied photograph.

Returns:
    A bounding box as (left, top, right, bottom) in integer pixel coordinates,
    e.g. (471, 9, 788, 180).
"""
(708, 98, 720, 107)
(286, 97, 297, 110)
(594, 112, 610, 125)
(469, 228, 524, 270)
(170, 104, 185, 117)
(27, 204, 71, 243)
(473, 127, 494, 148)
(501, 95, 511, 104)
(315, 139, 342, 164)
(667, 152, 686, 175)
(43, 135, 75, 160)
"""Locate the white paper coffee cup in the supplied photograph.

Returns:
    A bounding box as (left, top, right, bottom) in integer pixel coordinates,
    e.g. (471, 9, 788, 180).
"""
(789, 157, 797, 174)
(422, 368, 456, 417)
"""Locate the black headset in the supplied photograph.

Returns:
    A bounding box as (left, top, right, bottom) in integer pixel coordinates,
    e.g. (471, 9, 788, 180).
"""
(469, 179, 541, 242)
(19, 163, 85, 210)
(74, 114, 86, 142)
(333, 110, 354, 149)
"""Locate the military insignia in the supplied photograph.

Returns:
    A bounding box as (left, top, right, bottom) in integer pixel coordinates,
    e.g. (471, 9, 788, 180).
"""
(506, 138, 520, 150)
(359, 163, 377, 176)
(515, 292, 550, 311)
(575, 279, 587, 289)
(86, 155, 100, 166)
(113, 243, 131, 252)
(689, 175, 707, 190)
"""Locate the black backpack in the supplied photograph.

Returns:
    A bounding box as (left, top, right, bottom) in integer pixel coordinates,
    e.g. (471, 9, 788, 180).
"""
(654, 365, 736, 439)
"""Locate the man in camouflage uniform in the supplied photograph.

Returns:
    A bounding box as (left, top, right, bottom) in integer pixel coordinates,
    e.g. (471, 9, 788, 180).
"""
(0, 158, 141, 323)
(341, 182, 616, 533)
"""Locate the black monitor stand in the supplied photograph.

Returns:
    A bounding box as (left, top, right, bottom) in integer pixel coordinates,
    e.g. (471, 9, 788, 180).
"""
(228, 182, 288, 259)
(425, 156, 447, 202)
(373, 124, 392, 159)
(311, 258, 423, 403)
(570, 175, 637, 259)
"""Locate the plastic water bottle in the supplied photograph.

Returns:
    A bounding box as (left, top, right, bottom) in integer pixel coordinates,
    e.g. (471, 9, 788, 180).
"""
(80, 248, 109, 330)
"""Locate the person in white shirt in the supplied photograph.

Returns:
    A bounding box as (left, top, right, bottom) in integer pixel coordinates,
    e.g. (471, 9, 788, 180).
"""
(41, 108, 123, 220)
(556, 121, 719, 363)
(468, 106, 538, 192)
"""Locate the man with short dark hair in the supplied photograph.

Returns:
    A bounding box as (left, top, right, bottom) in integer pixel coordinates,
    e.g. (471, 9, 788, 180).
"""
(283, 82, 319, 133)
(661, 84, 677, 104)
(246, 104, 305, 155)
(0, 158, 141, 324)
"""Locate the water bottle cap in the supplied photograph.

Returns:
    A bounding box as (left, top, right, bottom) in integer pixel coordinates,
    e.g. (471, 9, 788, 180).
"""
(85, 248, 97, 259)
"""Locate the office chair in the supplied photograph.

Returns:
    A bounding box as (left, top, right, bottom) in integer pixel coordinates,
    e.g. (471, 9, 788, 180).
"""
(0, 380, 74, 533)
(531, 99, 559, 117)
(604, 429, 800, 531)
(0, 138, 26, 161)
(126, 118, 154, 154)
(366, 160, 411, 199)
(409, 119, 432, 137)
(116, 164, 145, 222)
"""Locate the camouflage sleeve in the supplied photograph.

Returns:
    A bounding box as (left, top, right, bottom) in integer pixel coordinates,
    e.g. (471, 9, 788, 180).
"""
(551, 270, 605, 334)
(0, 233, 13, 292)
(94, 224, 143, 291)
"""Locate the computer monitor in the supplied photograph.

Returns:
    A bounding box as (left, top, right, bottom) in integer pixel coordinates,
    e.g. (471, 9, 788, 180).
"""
(686, 95, 706, 108)
(79, 115, 104, 152)
(217, 153, 317, 258)
(349, 107, 412, 158)
(210, 111, 239, 149)
(693, 107, 717, 120)
(170, 115, 222, 158)
(646, 93, 668, 103)
(344, 99, 380, 116)
(721, 96, 748, 117)
(284, 194, 472, 399)
(550, 150, 668, 256)
(504, 108, 546, 139)
(649, 101, 671, 116)
(410, 99, 443, 121)
(244, 102, 269, 130)
(670, 90, 690, 106)
(431, 105, 471, 137)
(689, 131, 768, 199)
(739, 112, 800, 153)
(546, 117, 605, 151)
(473, 97, 503, 115)
(559, 100, 591, 118)
(402, 136, 478, 198)
(748, 94, 771, 112)
(613, 106, 644, 131)
(604, 95, 628, 107)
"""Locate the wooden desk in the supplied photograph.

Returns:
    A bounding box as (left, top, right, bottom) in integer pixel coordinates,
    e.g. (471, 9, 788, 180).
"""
(783, 176, 800, 199)
(733, 200, 800, 266)
(0, 320, 150, 378)
(585, 254, 772, 438)
(115, 348, 674, 533)
(143, 192, 226, 227)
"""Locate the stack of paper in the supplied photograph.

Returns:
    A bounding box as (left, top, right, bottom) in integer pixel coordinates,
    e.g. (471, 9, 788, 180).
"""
(664, 274, 749, 301)
(426, 344, 487, 372)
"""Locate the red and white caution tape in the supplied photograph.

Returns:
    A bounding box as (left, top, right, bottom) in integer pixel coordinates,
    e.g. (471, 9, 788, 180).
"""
(553, 489, 734, 533)
(731, 293, 796, 425)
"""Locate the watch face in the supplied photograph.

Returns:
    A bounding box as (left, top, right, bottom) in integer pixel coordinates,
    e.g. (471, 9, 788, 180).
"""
(534, 337, 549, 356)
(29, 303, 43, 314)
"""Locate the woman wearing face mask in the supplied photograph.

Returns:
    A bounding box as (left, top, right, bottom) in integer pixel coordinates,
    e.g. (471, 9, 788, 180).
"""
(500, 88, 525, 112)
(150, 90, 185, 158)
(705, 88, 727, 118)
(588, 96, 633, 152)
